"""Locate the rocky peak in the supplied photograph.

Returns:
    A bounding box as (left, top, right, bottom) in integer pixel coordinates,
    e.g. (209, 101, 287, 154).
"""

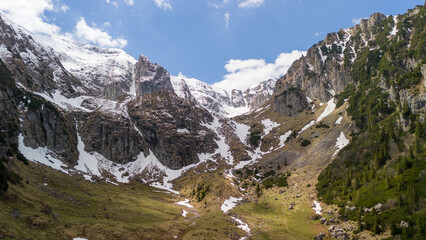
(244, 79, 276, 110)
(231, 89, 246, 108)
(134, 55, 174, 97)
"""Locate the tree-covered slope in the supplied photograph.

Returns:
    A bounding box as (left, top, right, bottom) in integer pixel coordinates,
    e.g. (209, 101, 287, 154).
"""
(317, 5, 425, 239)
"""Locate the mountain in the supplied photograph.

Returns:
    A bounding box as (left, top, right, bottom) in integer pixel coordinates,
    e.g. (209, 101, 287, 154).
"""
(0, 4, 424, 240)
(171, 74, 275, 117)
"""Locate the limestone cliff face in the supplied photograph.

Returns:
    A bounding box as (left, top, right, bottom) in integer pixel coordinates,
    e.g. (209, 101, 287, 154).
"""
(272, 8, 425, 117)
(244, 79, 276, 110)
(21, 95, 79, 165)
(134, 55, 174, 97)
(79, 111, 148, 165)
(127, 90, 218, 169)
(0, 60, 20, 159)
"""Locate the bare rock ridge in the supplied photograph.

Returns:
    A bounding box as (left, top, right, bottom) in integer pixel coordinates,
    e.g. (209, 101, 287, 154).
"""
(272, 9, 425, 116)
(128, 90, 218, 169)
(134, 55, 174, 97)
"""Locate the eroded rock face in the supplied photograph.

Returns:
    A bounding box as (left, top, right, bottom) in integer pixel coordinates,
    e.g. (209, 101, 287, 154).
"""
(127, 90, 218, 169)
(21, 95, 79, 165)
(231, 89, 246, 108)
(79, 111, 148, 164)
(273, 84, 309, 116)
(0, 16, 87, 98)
(0, 60, 20, 159)
(244, 79, 276, 110)
(134, 55, 174, 97)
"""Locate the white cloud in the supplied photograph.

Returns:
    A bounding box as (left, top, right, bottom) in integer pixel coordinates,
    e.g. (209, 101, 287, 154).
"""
(74, 17, 127, 48)
(153, 0, 172, 10)
(60, 4, 69, 12)
(314, 32, 322, 37)
(124, 0, 134, 5)
(106, 0, 119, 7)
(0, 0, 60, 35)
(224, 12, 230, 28)
(103, 21, 111, 28)
(213, 50, 305, 91)
(352, 17, 365, 25)
(209, 0, 230, 9)
(239, 0, 265, 8)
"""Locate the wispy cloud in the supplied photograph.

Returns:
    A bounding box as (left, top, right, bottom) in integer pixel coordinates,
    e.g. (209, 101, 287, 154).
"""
(213, 50, 305, 91)
(74, 17, 127, 48)
(313, 32, 322, 37)
(352, 17, 365, 25)
(153, 0, 172, 10)
(224, 12, 230, 28)
(239, 0, 265, 8)
(106, 0, 119, 7)
(124, 0, 134, 5)
(209, 0, 230, 9)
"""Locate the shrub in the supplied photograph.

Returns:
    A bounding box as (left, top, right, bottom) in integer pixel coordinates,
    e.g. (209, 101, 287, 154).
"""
(301, 139, 311, 146)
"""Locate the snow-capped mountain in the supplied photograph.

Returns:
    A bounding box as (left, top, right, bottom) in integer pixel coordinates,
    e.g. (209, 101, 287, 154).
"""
(0, 12, 270, 192)
(171, 74, 276, 117)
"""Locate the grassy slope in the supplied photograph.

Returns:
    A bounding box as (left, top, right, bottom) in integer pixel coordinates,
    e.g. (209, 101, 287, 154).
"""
(0, 159, 188, 240)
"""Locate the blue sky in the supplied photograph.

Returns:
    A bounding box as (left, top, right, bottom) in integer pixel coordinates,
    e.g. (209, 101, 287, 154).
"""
(0, 0, 423, 90)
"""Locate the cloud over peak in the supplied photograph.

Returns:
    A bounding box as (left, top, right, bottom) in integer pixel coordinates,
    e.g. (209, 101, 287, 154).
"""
(75, 17, 127, 48)
(213, 50, 305, 92)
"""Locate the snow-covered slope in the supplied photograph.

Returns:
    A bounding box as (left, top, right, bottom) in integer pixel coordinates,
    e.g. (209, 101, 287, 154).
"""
(0, 13, 136, 99)
(33, 33, 137, 97)
(171, 74, 275, 117)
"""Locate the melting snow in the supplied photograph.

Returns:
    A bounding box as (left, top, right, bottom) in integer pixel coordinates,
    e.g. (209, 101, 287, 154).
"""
(233, 121, 250, 145)
(177, 128, 189, 134)
(221, 196, 243, 213)
(73, 238, 88, 240)
(18, 134, 68, 173)
(201, 116, 234, 164)
(313, 200, 322, 215)
(334, 132, 349, 156)
(261, 119, 280, 136)
(176, 199, 194, 208)
(299, 120, 315, 134)
(390, 15, 399, 36)
(278, 130, 292, 149)
(231, 216, 251, 233)
(35, 91, 91, 112)
(316, 99, 336, 123)
(335, 116, 343, 125)
(182, 210, 188, 217)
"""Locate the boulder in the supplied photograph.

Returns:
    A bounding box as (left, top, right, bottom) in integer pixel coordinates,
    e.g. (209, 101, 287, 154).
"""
(374, 203, 386, 212)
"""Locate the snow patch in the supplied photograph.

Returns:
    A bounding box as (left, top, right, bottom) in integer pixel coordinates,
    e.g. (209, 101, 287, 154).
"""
(316, 99, 336, 123)
(278, 130, 292, 149)
(177, 128, 189, 134)
(313, 200, 322, 215)
(231, 216, 251, 234)
(182, 210, 188, 217)
(390, 15, 399, 36)
(233, 121, 250, 145)
(18, 134, 68, 173)
(335, 116, 343, 125)
(221, 196, 243, 213)
(299, 120, 315, 134)
(176, 199, 194, 208)
(334, 132, 349, 156)
(261, 119, 280, 136)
